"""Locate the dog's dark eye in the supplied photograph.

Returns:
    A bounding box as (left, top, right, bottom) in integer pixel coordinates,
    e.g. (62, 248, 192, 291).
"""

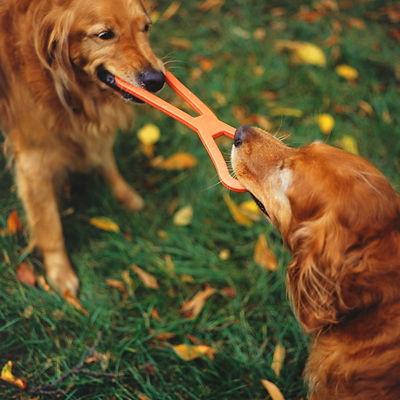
(143, 23, 151, 33)
(97, 30, 115, 40)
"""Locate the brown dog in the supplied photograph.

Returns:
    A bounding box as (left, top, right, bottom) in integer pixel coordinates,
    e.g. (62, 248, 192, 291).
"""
(231, 125, 400, 399)
(0, 0, 165, 295)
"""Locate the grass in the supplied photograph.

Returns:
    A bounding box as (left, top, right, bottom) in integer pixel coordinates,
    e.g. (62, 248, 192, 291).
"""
(1, 0, 399, 398)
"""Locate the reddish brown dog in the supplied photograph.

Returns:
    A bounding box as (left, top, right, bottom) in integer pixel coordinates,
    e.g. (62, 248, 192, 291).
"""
(232, 125, 400, 399)
(0, 0, 165, 295)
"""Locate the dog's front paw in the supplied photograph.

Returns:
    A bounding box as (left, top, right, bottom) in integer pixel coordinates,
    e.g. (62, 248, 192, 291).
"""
(44, 251, 79, 296)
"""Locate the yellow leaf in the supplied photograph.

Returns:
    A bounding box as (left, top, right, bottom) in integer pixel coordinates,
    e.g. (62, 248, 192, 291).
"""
(0, 361, 27, 390)
(276, 40, 326, 66)
(152, 152, 198, 170)
(173, 344, 217, 361)
(37, 275, 52, 293)
(173, 205, 193, 226)
(131, 264, 159, 289)
(223, 193, 253, 227)
(180, 285, 216, 319)
(161, 1, 181, 20)
(336, 135, 359, 155)
(261, 379, 285, 400)
(254, 234, 277, 271)
(269, 107, 303, 118)
(106, 279, 128, 298)
(336, 64, 359, 80)
(239, 199, 262, 221)
(219, 248, 231, 260)
(89, 217, 120, 232)
(63, 290, 89, 316)
(317, 113, 335, 135)
(198, 0, 224, 12)
(271, 344, 286, 376)
(137, 123, 160, 146)
(294, 42, 326, 66)
(149, 330, 176, 341)
(7, 210, 23, 235)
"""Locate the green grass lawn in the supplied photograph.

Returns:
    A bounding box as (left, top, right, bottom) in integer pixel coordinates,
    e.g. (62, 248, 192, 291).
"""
(1, 1, 399, 398)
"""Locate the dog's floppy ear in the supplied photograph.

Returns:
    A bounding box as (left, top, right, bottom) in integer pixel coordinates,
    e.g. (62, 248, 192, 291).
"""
(34, 8, 74, 71)
(286, 213, 349, 332)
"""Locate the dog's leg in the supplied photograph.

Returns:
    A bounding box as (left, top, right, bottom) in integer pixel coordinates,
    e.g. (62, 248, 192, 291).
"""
(15, 152, 79, 296)
(100, 152, 144, 211)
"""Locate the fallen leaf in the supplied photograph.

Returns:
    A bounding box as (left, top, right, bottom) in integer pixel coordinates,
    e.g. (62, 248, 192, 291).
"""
(246, 115, 273, 131)
(359, 101, 374, 116)
(219, 248, 230, 260)
(271, 344, 286, 376)
(335, 64, 359, 80)
(317, 113, 335, 135)
(260, 379, 285, 400)
(173, 344, 217, 361)
(173, 205, 193, 227)
(152, 152, 198, 170)
(212, 91, 227, 106)
(297, 10, 323, 22)
(220, 286, 236, 299)
(198, 0, 224, 12)
(161, 1, 181, 20)
(184, 333, 200, 344)
(276, 40, 326, 67)
(137, 123, 160, 145)
(149, 330, 176, 341)
(63, 290, 88, 316)
(165, 254, 175, 272)
(239, 199, 262, 221)
(199, 57, 214, 72)
(89, 217, 120, 233)
(180, 285, 216, 319)
(22, 305, 34, 319)
(131, 264, 159, 289)
(347, 17, 366, 29)
(122, 270, 134, 295)
(106, 279, 128, 298)
(7, 210, 22, 235)
(269, 107, 303, 118)
(16, 262, 36, 287)
(253, 28, 266, 41)
(223, 193, 253, 227)
(336, 135, 359, 155)
(150, 309, 161, 321)
(254, 234, 277, 271)
(169, 37, 193, 50)
(138, 395, 151, 400)
(0, 361, 27, 390)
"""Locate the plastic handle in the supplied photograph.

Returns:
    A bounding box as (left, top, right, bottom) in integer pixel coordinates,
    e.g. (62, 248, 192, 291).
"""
(114, 71, 246, 192)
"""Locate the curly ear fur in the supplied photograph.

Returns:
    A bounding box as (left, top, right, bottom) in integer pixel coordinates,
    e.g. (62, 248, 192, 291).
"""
(286, 154, 400, 333)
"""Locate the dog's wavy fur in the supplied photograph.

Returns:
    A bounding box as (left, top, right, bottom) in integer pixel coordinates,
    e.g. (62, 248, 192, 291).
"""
(232, 126, 400, 399)
(0, 0, 164, 295)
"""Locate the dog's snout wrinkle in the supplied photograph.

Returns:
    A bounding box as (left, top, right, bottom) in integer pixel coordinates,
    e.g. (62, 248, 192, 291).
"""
(139, 69, 165, 92)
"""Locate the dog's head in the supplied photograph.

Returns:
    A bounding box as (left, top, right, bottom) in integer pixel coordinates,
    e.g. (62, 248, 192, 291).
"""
(232, 125, 400, 332)
(34, 0, 165, 106)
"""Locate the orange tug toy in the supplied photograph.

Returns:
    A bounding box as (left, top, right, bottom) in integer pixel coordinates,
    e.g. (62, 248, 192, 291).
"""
(106, 70, 246, 192)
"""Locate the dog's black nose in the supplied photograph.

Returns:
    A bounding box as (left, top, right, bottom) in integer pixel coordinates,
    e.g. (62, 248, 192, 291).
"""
(139, 69, 165, 92)
(234, 125, 250, 148)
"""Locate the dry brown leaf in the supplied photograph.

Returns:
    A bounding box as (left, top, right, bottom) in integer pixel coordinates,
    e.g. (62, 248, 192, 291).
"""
(152, 152, 197, 170)
(161, 1, 181, 20)
(223, 193, 253, 227)
(138, 395, 151, 400)
(7, 210, 22, 235)
(16, 262, 36, 287)
(131, 264, 159, 289)
(261, 379, 285, 400)
(150, 309, 161, 321)
(173, 344, 218, 361)
(106, 279, 128, 298)
(63, 290, 88, 316)
(149, 330, 176, 341)
(184, 333, 200, 344)
(271, 344, 286, 376)
(180, 285, 216, 319)
(198, 0, 224, 12)
(169, 37, 193, 50)
(173, 205, 193, 227)
(254, 234, 277, 271)
(297, 10, 323, 22)
(165, 254, 175, 272)
(220, 286, 236, 299)
(0, 361, 27, 390)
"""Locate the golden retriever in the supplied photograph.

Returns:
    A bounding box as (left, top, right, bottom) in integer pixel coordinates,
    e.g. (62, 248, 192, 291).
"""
(231, 125, 400, 399)
(0, 0, 165, 295)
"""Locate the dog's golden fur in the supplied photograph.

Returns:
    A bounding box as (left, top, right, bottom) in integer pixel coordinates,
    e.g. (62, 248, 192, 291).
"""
(232, 125, 400, 399)
(0, 0, 164, 295)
